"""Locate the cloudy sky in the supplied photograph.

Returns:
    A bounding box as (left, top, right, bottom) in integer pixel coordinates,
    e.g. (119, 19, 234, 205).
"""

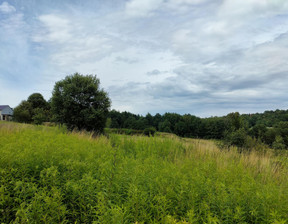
(1, 0, 288, 117)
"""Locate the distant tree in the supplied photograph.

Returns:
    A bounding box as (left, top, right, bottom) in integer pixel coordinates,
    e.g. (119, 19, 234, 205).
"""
(249, 124, 267, 141)
(202, 117, 227, 139)
(158, 120, 172, 133)
(153, 113, 162, 130)
(143, 127, 156, 137)
(135, 118, 148, 130)
(108, 110, 122, 128)
(274, 121, 288, 148)
(28, 93, 49, 109)
(182, 114, 201, 138)
(226, 128, 248, 148)
(174, 121, 186, 137)
(145, 113, 153, 127)
(263, 128, 277, 146)
(124, 117, 137, 129)
(163, 113, 182, 132)
(51, 73, 111, 133)
(13, 93, 50, 124)
(13, 101, 33, 123)
(272, 136, 286, 150)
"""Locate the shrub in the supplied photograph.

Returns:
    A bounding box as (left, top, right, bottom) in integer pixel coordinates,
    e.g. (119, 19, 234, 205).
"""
(143, 127, 156, 137)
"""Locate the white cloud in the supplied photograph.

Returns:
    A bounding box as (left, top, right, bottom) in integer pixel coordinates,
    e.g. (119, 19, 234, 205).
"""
(170, 0, 208, 4)
(2, 0, 288, 116)
(218, 0, 288, 19)
(34, 14, 72, 43)
(0, 2, 16, 13)
(32, 13, 113, 79)
(125, 0, 163, 17)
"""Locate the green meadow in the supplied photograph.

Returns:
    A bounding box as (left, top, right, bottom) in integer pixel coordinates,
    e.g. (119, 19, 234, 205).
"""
(0, 122, 288, 223)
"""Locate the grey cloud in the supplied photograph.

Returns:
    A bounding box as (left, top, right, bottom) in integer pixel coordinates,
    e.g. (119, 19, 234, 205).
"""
(147, 69, 161, 76)
(146, 69, 168, 76)
(2, 0, 288, 117)
(115, 56, 139, 64)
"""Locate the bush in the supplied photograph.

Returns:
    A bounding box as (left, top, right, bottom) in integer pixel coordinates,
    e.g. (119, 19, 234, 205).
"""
(143, 127, 156, 137)
(225, 128, 247, 147)
(272, 136, 286, 150)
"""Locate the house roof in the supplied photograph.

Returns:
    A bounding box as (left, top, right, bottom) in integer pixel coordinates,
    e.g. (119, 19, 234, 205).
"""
(0, 105, 10, 110)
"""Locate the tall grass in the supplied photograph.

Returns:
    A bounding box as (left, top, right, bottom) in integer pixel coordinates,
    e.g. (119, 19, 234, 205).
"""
(0, 121, 287, 223)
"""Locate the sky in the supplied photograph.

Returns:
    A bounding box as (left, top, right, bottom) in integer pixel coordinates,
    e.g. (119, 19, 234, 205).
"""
(1, 0, 288, 117)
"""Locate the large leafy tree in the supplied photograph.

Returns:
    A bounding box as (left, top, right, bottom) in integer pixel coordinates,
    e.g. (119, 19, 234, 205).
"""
(51, 73, 111, 133)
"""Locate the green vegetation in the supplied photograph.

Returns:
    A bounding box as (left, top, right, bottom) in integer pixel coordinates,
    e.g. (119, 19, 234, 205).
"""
(13, 93, 50, 125)
(143, 127, 156, 137)
(1, 122, 288, 223)
(13, 73, 111, 134)
(108, 110, 288, 150)
(51, 73, 111, 133)
(11, 73, 288, 150)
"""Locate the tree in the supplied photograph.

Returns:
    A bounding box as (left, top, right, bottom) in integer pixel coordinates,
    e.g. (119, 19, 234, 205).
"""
(28, 93, 49, 109)
(145, 113, 153, 126)
(51, 73, 111, 133)
(13, 100, 33, 123)
(158, 120, 172, 133)
(249, 124, 267, 140)
(225, 128, 248, 148)
(226, 112, 243, 131)
(13, 93, 50, 124)
(175, 121, 186, 137)
(272, 136, 286, 150)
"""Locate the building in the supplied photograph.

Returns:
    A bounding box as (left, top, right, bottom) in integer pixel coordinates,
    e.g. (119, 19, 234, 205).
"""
(0, 105, 13, 121)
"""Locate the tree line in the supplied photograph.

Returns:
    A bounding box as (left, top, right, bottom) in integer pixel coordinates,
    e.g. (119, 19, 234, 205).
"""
(11, 73, 288, 150)
(108, 110, 288, 150)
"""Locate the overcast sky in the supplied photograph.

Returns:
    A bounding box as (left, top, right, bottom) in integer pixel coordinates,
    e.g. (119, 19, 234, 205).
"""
(1, 0, 288, 117)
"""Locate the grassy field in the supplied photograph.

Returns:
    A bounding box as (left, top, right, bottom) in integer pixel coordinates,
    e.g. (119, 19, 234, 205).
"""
(0, 122, 288, 223)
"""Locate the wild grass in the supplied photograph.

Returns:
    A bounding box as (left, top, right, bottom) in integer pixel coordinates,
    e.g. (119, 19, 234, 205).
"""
(0, 121, 288, 223)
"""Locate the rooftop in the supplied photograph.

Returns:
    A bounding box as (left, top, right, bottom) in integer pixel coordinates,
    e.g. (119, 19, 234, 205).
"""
(0, 105, 10, 110)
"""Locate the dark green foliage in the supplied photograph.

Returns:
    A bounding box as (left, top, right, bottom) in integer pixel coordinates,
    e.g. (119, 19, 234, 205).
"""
(143, 127, 156, 136)
(32, 108, 48, 125)
(51, 73, 111, 133)
(225, 128, 249, 148)
(162, 113, 182, 133)
(272, 136, 286, 150)
(274, 122, 288, 147)
(174, 121, 186, 137)
(158, 119, 172, 133)
(13, 93, 50, 124)
(200, 117, 228, 139)
(226, 112, 243, 131)
(244, 109, 288, 128)
(28, 93, 49, 109)
(108, 109, 288, 150)
(263, 128, 277, 146)
(13, 100, 33, 123)
(249, 124, 267, 140)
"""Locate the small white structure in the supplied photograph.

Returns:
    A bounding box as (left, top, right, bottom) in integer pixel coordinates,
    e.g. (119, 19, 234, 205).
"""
(0, 105, 13, 121)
